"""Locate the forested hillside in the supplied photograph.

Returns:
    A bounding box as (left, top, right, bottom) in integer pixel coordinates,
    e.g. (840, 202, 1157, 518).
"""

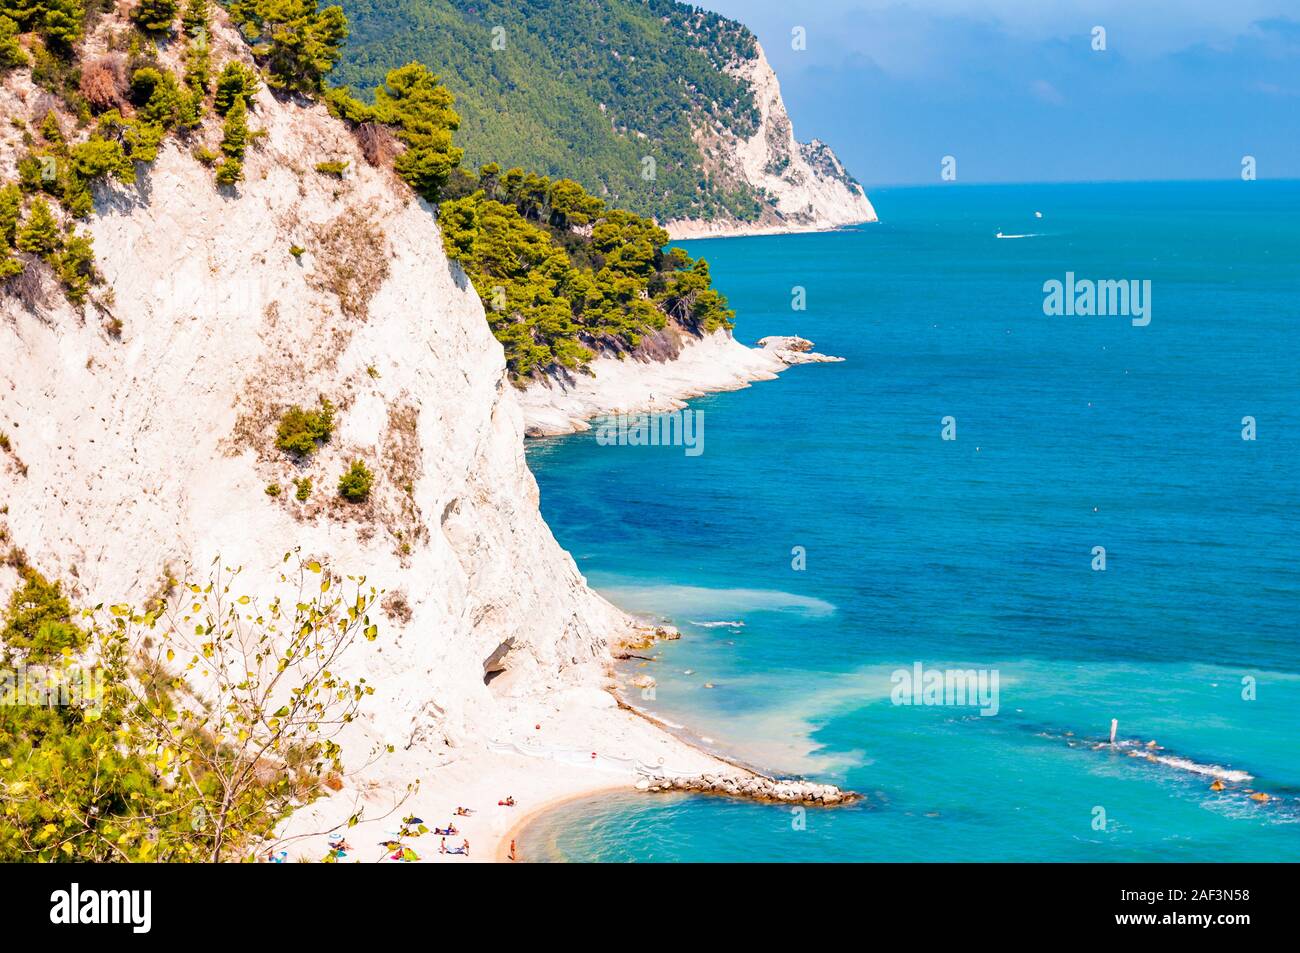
(330, 0, 765, 222)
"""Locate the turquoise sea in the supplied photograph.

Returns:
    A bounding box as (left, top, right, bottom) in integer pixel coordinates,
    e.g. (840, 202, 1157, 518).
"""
(522, 181, 1300, 862)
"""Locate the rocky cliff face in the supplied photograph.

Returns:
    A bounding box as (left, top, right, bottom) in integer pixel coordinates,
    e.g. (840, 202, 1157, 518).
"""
(666, 42, 877, 239)
(0, 31, 634, 757)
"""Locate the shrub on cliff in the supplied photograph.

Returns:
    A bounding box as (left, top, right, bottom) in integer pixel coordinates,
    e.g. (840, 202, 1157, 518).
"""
(38, 109, 65, 148)
(372, 63, 462, 201)
(1, 566, 86, 662)
(0, 183, 21, 245)
(337, 459, 373, 502)
(215, 156, 243, 186)
(182, 29, 211, 94)
(328, 63, 463, 201)
(130, 0, 178, 34)
(95, 110, 165, 163)
(63, 138, 134, 214)
(275, 397, 334, 456)
(0, 183, 23, 281)
(130, 66, 184, 129)
(181, 0, 207, 34)
(43, 0, 84, 49)
(176, 85, 203, 130)
(228, 0, 348, 95)
(53, 228, 94, 301)
(15, 197, 61, 259)
(220, 94, 249, 158)
(79, 54, 128, 111)
(0, 16, 26, 72)
(3, 0, 86, 52)
(214, 61, 260, 116)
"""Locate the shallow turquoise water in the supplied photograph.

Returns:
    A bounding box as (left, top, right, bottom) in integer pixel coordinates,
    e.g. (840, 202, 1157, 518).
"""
(523, 181, 1300, 862)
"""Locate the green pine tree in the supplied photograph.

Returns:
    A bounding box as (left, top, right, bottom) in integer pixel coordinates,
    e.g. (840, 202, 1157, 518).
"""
(38, 0, 85, 50)
(220, 94, 248, 159)
(213, 61, 259, 116)
(181, 0, 208, 35)
(54, 229, 95, 302)
(130, 0, 178, 34)
(0, 183, 22, 246)
(215, 157, 243, 186)
(371, 63, 462, 202)
(0, 15, 28, 71)
(16, 196, 62, 259)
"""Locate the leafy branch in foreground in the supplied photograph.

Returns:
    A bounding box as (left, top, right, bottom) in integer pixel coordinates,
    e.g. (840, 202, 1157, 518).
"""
(0, 553, 387, 861)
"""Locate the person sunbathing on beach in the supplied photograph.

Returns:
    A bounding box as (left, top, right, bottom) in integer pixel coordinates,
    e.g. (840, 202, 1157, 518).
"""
(498, 796, 515, 806)
(440, 837, 467, 856)
(433, 824, 458, 836)
(454, 806, 473, 816)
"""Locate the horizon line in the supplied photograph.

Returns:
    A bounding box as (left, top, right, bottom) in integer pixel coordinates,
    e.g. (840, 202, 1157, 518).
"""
(862, 176, 1300, 189)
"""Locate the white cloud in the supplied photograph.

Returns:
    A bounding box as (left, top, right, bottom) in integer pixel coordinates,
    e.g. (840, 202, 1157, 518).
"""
(704, 0, 1299, 72)
(1029, 78, 1065, 105)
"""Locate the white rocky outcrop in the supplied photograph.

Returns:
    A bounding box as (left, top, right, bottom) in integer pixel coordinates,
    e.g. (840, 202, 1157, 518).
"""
(638, 769, 855, 806)
(757, 334, 846, 365)
(665, 42, 877, 240)
(519, 328, 842, 437)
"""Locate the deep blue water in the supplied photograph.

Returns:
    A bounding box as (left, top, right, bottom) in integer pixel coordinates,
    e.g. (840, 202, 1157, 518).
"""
(522, 181, 1300, 861)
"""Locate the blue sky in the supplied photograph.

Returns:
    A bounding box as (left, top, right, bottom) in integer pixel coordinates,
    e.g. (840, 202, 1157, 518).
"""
(700, 0, 1300, 185)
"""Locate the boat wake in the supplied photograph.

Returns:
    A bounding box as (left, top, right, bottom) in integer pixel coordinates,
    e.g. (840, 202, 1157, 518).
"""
(1029, 726, 1258, 784)
(1111, 741, 1254, 783)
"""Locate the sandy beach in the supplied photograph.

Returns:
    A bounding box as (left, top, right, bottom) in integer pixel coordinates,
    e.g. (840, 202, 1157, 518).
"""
(273, 665, 740, 863)
(493, 785, 628, 863)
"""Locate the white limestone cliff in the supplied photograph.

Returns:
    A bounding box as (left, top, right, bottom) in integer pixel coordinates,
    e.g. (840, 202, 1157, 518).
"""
(665, 42, 877, 240)
(0, 35, 651, 782)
